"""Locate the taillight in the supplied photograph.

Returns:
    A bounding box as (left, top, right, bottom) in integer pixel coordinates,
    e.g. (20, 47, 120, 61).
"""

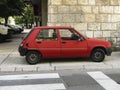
(20, 43, 23, 47)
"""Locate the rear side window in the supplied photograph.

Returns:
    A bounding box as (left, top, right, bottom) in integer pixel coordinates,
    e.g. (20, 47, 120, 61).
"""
(36, 29, 58, 40)
(24, 29, 34, 40)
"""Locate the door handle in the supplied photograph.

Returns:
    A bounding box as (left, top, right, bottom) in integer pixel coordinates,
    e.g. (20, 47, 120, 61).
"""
(36, 41, 42, 44)
(62, 41, 66, 44)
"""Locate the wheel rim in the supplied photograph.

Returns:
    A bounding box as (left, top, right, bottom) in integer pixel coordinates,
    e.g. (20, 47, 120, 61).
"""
(94, 51, 103, 59)
(29, 54, 38, 62)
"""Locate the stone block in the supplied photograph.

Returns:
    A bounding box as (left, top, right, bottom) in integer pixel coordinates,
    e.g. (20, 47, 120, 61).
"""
(69, 6, 79, 13)
(58, 5, 69, 13)
(65, 23, 74, 27)
(48, 6, 58, 14)
(75, 14, 85, 23)
(15, 67, 23, 72)
(81, 6, 92, 13)
(74, 23, 87, 30)
(54, 65, 84, 70)
(96, 0, 110, 5)
(50, 14, 58, 22)
(103, 31, 111, 37)
(62, 0, 77, 5)
(22, 67, 37, 72)
(51, 0, 62, 5)
(94, 31, 103, 37)
(57, 14, 64, 22)
(85, 14, 95, 22)
(101, 23, 117, 30)
(92, 6, 99, 14)
(96, 14, 108, 22)
(114, 6, 120, 13)
(110, 0, 119, 5)
(86, 31, 94, 37)
(88, 0, 95, 5)
(37, 66, 54, 71)
(111, 31, 120, 37)
(62, 14, 75, 23)
(0, 67, 15, 72)
(108, 15, 120, 22)
(88, 23, 101, 30)
(78, 0, 88, 5)
(100, 6, 113, 13)
(85, 64, 112, 70)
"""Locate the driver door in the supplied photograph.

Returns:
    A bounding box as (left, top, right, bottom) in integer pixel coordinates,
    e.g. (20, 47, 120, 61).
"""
(59, 29, 88, 58)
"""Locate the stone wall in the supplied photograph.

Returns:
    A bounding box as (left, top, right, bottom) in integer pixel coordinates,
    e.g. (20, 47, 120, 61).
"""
(48, 0, 120, 48)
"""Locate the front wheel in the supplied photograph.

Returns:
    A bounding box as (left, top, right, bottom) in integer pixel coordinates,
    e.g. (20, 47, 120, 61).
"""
(26, 51, 41, 65)
(90, 48, 105, 62)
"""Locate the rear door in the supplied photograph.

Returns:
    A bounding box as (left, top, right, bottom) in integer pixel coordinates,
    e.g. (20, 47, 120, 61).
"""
(35, 28, 60, 58)
(59, 29, 88, 58)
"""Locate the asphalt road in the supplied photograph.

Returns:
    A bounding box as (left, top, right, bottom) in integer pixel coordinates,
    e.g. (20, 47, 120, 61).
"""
(0, 69, 120, 90)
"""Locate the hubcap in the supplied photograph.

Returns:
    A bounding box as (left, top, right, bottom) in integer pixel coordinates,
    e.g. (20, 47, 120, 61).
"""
(94, 52, 102, 59)
(29, 54, 37, 61)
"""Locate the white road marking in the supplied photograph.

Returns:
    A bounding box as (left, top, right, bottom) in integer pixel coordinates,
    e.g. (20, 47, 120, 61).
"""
(87, 71, 120, 90)
(0, 83, 66, 90)
(0, 73, 60, 80)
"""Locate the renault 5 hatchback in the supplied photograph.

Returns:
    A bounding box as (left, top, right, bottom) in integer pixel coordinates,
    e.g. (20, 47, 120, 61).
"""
(18, 26, 112, 64)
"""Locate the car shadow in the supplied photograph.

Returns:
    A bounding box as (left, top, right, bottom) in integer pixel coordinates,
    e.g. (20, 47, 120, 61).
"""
(42, 58, 92, 63)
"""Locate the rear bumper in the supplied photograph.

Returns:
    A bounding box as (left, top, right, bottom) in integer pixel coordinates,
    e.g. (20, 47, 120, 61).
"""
(106, 48, 112, 56)
(18, 46, 27, 56)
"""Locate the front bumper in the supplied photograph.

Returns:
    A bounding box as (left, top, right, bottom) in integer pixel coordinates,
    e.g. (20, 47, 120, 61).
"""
(106, 48, 112, 56)
(18, 46, 27, 56)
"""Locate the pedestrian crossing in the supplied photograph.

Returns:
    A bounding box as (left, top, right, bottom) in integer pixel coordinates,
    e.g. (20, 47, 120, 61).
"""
(0, 71, 120, 90)
(0, 73, 66, 90)
(88, 71, 120, 90)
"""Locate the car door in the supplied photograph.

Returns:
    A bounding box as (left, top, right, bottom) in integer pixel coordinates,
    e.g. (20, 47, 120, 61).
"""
(35, 28, 61, 58)
(59, 29, 88, 58)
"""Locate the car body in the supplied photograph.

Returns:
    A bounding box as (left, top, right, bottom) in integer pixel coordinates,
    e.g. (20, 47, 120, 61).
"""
(18, 26, 112, 64)
(0, 24, 13, 42)
(7, 25, 24, 34)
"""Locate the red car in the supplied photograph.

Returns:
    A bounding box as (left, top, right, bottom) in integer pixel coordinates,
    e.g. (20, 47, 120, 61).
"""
(18, 26, 112, 64)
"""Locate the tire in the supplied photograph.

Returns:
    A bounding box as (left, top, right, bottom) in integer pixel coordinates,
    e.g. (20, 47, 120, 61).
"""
(26, 51, 41, 65)
(90, 48, 105, 62)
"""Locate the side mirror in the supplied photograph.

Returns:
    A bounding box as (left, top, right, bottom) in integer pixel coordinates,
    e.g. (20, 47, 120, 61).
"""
(78, 37, 84, 41)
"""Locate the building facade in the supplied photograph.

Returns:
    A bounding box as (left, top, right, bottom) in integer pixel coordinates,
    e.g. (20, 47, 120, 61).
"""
(48, 0, 120, 37)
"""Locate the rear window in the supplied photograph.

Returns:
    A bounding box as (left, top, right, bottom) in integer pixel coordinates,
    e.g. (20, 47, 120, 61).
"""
(36, 29, 58, 40)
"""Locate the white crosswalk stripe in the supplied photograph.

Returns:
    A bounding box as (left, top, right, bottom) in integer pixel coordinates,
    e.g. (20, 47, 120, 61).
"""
(0, 83, 65, 90)
(0, 73, 66, 90)
(87, 71, 120, 90)
(0, 73, 60, 80)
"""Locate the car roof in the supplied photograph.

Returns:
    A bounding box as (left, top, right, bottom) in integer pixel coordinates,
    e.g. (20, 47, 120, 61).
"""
(34, 26, 74, 29)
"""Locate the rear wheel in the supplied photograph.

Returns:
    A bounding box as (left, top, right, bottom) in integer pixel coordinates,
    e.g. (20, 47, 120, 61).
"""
(90, 48, 105, 62)
(26, 51, 41, 65)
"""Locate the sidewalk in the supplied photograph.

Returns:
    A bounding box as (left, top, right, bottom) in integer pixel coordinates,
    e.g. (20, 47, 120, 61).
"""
(0, 50, 120, 72)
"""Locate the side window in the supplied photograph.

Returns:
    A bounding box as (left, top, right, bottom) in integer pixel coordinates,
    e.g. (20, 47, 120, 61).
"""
(59, 29, 79, 40)
(36, 29, 58, 40)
